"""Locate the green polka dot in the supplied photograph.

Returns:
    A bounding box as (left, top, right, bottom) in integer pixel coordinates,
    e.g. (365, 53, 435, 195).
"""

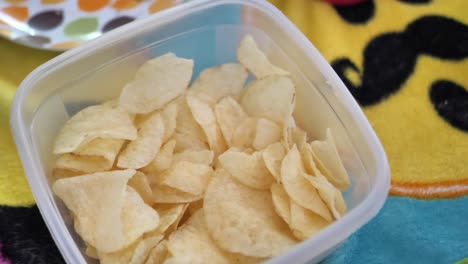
(64, 17, 98, 37)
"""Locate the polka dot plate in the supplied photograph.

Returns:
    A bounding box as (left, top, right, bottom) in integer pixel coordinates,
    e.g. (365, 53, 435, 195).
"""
(0, 0, 189, 51)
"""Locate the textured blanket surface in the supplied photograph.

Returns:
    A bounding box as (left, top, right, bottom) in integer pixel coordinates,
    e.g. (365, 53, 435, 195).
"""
(0, 0, 467, 263)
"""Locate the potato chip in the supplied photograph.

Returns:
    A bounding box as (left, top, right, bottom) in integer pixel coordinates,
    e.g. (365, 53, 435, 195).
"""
(52, 169, 135, 252)
(304, 173, 346, 220)
(161, 101, 178, 142)
(299, 142, 323, 177)
(280, 145, 333, 222)
(204, 169, 297, 257)
(289, 199, 329, 241)
(241, 75, 295, 125)
(237, 35, 288, 78)
(53, 104, 137, 154)
(160, 161, 213, 195)
(99, 235, 163, 264)
(118, 111, 165, 169)
(174, 95, 207, 144)
(142, 139, 176, 175)
(172, 133, 208, 153)
(119, 53, 193, 114)
(215, 96, 248, 146)
(186, 94, 227, 155)
(283, 126, 307, 149)
(231, 117, 257, 149)
(310, 129, 350, 190)
(85, 245, 98, 259)
(270, 183, 291, 225)
(74, 137, 125, 163)
(218, 149, 274, 190)
(147, 204, 188, 237)
(128, 171, 153, 205)
(152, 184, 203, 204)
(262, 142, 286, 182)
(253, 118, 282, 150)
(144, 240, 168, 264)
(55, 154, 111, 173)
(168, 209, 263, 264)
(190, 64, 248, 102)
(172, 149, 214, 165)
(187, 199, 203, 216)
(52, 168, 83, 179)
(121, 187, 160, 248)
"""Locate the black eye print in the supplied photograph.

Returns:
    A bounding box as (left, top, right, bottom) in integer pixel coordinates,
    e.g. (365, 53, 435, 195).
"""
(333, 0, 375, 24)
(429, 80, 468, 132)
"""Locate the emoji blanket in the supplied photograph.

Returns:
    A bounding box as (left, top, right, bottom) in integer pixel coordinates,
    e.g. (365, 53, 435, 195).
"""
(0, 0, 467, 263)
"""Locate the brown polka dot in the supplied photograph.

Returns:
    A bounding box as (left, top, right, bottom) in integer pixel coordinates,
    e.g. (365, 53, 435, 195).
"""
(102, 16, 134, 32)
(27, 10, 63, 30)
(15, 35, 51, 46)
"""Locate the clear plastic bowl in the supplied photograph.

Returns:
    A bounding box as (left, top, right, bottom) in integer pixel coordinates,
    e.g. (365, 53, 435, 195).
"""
(10, 0, 390, 263)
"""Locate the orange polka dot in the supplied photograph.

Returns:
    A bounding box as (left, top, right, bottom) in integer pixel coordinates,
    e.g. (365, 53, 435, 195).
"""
(1, 6, 29, 22)
(41, 0, 65, 4)
(50, 41, 81, 50)
(4, 0, 26, 3)
(112, 0, 140, 10)
(78, 0, 109, 12)
(148, 0, 177, 14)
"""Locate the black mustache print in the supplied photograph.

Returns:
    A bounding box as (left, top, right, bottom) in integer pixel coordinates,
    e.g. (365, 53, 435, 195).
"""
(331, 16, 468, 132)
(398, 0, 431, 4)
(430, 80, 468, 131)
(333, 0, 375, 24)
(0, 205, 64, 264)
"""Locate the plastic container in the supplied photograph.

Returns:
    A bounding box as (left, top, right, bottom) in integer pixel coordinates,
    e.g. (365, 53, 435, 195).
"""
(10, 0, 390, 263)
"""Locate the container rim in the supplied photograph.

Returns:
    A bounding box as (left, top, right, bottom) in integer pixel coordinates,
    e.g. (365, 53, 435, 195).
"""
(10, 0, 390, 263)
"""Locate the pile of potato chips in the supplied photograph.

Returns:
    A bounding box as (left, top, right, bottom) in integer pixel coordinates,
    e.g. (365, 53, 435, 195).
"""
(51, 35, 350, 264)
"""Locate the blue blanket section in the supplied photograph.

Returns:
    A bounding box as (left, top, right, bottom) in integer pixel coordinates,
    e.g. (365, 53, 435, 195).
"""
(323, 196, 468, 264)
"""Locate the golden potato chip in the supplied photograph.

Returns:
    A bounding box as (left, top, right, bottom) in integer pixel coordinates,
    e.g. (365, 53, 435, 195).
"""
(283, 125, 307, 149)
(99, 235, 163, 264)
(119, 53, 193, 114)
(142, 139, 176, 175)
(231, 117, 257, 149)
(55, 154, 111, 173)
(128, 171, 153, 205)
(147, 204, 188, 237)
(167, 210, 233, 264)
(161, 102, 178, 142)
(241, 75, 295, 125)
(85, 245, 98, 259)
(215, 96, 248, 146)
(186, 94, 227, 155)
(52, 169, 135, 252)
(218, 149, 274, 190)
(53, 104, 137, 154)
(204, 169, 297, 257)
(171, 132, 208, 153)
(262, 142, 286, 182)
(270, 183, 291, 225)
(121, 187, 160, 248)
(253, 118, 282, 150)
(237, 35, 288, 78)
(168, 210, 263, 264)
(304, 173, 346, 220)
(299, 142, 323, 177)
(144, 240, 168, 264)
(52, 168, 83, 179)
(152, 184, 203, 204)
(118, 111, 165, 169)
(74, 137, 125, 163)
(280, 145, 333, 222)
(310, 129, 350, 190)
(174, 94, 207, 143)
(190, 64, 248, 102)
(160, 161, 213, 195)
(187, 200, 204, 216)
(172, 149, 214, 165)
(289, 199, 329, 241)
